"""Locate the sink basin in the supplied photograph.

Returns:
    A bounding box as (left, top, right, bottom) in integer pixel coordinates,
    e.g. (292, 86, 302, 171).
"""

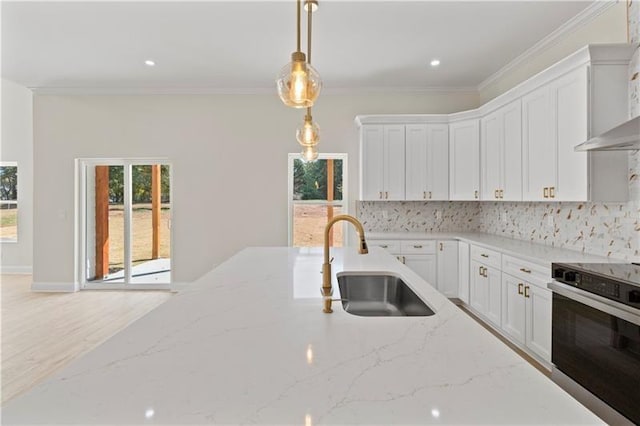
(336, 274, 435, 317)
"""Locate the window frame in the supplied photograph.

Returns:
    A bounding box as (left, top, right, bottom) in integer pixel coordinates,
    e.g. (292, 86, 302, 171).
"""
(287, 153, 348, 247)
(0, 161, 19, 243)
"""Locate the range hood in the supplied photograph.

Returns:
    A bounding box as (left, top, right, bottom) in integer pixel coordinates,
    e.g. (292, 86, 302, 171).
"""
(574, 116, 640, 151)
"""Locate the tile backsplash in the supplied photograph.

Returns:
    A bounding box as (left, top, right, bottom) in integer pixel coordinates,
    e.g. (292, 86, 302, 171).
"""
(357, 200, 640, 262)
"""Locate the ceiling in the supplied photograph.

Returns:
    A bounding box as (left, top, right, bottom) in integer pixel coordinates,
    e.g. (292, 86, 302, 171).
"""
(1, 1, 594, 92)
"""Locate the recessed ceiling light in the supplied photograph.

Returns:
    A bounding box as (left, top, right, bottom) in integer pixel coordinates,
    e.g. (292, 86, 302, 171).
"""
(430, 59, 440, 67)
(144, 60, 156, 67)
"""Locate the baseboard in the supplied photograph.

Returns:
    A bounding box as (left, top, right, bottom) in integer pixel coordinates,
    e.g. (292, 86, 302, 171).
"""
(31, 282, 78, 292)
(0, 265, 33, 274)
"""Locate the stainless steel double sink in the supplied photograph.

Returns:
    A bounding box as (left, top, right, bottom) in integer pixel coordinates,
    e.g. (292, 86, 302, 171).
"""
(336, 274, 435, 317)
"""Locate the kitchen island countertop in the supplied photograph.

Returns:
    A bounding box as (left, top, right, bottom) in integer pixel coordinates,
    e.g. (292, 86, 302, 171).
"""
(2, 247, 602, 425)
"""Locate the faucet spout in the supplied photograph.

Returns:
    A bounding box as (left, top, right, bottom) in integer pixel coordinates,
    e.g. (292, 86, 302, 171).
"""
(322, 215, 368, 313)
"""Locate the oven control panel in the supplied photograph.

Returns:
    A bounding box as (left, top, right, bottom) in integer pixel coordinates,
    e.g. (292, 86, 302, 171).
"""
(553, 264, 640, 310)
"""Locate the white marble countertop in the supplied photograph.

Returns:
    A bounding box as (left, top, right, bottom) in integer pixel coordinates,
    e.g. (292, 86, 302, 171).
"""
(367, 231, 613, 266)
(3, 247, 602, 425)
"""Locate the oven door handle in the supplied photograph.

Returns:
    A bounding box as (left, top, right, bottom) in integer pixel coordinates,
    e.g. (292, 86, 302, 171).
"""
(548, 281, 640, 327)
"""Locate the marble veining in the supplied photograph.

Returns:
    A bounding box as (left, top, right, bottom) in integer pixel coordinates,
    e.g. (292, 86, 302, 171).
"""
(2, 248, 602, 425)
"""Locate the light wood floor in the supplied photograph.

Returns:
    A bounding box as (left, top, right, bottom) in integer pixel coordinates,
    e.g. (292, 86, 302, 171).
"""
(1, 275, 172, 405)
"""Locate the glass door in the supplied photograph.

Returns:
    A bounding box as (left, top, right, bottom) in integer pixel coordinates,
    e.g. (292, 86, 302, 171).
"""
(78, 159, 172, 289)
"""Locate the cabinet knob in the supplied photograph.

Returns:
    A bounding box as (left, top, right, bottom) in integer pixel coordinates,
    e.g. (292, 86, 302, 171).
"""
(518, 283, 524, 295)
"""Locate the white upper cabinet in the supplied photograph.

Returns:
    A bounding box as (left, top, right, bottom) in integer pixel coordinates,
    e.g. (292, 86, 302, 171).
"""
(482, 100, 522, 201)
(405, 124, 449, 201)
(357, 44, 634, 203)
(360, 124, 405, 200)
(449, 119, 480, 201)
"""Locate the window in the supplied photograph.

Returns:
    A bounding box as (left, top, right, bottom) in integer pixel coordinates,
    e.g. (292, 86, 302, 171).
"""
(77, 159, 172, 289)
(288, 153, 347, 247)
(0, 162, 18, 242)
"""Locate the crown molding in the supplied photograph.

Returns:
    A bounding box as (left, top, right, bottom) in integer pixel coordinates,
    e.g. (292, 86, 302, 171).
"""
(30, 85, 479, 96)
(477, 0, 617, 92)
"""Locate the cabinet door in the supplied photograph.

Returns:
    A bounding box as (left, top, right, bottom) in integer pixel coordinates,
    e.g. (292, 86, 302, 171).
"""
(501, 274, 526, 345)
(501, 100, 523, 201)
(436, 240, 458, 297)
(552, 67, 588, 201)
(522, 86, 554, 201)
(525, 283, 552, 362)
(403, 255, 436, 285)
(449, 119, 480, 201)
(481, 111, 502, 200)
(428, 125, 449, 200)
(485, 265, 502, 327)
(384, 125, 406, 200)
(361, 125, 385, 200)
(470, 260, 488, 315)
(405, 125, 428, 200)
(458, 242, 470, 304)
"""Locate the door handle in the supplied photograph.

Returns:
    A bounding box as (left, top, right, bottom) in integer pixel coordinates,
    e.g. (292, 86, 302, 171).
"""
(429, 191, 432, 199)
(413, 245, 423, 249)
(423, 191, 426, 199)
(479, 266, 484, 276)
(480, 253, 489, 258)
(518, 283, 524, 295)
(379, 191, 382, 199)
(495, 189, 499, 199)
(499, 189, 504, 199)
(519, 268, 531, 274)
(524, 286, 530, 298)
(549, 186, 555, 198)
(474, 190, 478, 199)
(439, 242, 443, 251)
(385, 191, 389, 199)
(543, 187, 549, 198)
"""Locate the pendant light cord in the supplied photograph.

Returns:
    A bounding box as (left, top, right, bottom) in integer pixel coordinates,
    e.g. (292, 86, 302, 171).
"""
(307, 0, 312, 64)
(296, 0, 301, 52)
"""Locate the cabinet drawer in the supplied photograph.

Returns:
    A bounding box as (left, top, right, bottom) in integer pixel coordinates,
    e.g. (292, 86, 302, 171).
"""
(400, 240, 436, 255)
(502, 255, 549, 285)
(368, 239, 401, 254)
(470, 245, 502, 268)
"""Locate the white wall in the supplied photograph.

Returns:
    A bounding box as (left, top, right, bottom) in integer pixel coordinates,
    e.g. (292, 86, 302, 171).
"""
(0, 79, 34, 273)
(479, 2, 628, 103)
(32, 91, 479, 286)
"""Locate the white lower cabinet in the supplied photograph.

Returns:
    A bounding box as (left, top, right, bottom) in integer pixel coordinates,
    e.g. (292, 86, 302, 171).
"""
(403, 255, 436, 285)
(501, 274, 527, 345)
(501, 272, 552, 363)
(470, 260, 489, 316)
(436, 240, 458, 297)
(525, 283, 552, 362)
(471, 261, 501, 327)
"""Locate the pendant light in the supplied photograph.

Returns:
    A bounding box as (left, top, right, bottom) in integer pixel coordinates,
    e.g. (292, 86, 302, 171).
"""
(297, 0, 320, 161)
(276, 0, 322, 108)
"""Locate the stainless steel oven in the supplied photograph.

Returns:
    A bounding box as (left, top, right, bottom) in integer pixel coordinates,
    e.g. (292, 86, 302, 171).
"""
(549, 263, 640, 425)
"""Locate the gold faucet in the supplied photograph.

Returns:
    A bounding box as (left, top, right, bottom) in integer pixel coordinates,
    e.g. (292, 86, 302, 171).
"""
(322, 215, 368, 313)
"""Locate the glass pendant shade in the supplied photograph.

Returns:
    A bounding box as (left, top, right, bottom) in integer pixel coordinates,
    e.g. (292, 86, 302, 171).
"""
(301, 145, 319, 163)
(296, 115, 320, 147)
(276, 52, 322, 108)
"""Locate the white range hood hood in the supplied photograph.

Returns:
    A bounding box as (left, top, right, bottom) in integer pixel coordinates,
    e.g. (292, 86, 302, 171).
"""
(574, 116, 640, 151)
